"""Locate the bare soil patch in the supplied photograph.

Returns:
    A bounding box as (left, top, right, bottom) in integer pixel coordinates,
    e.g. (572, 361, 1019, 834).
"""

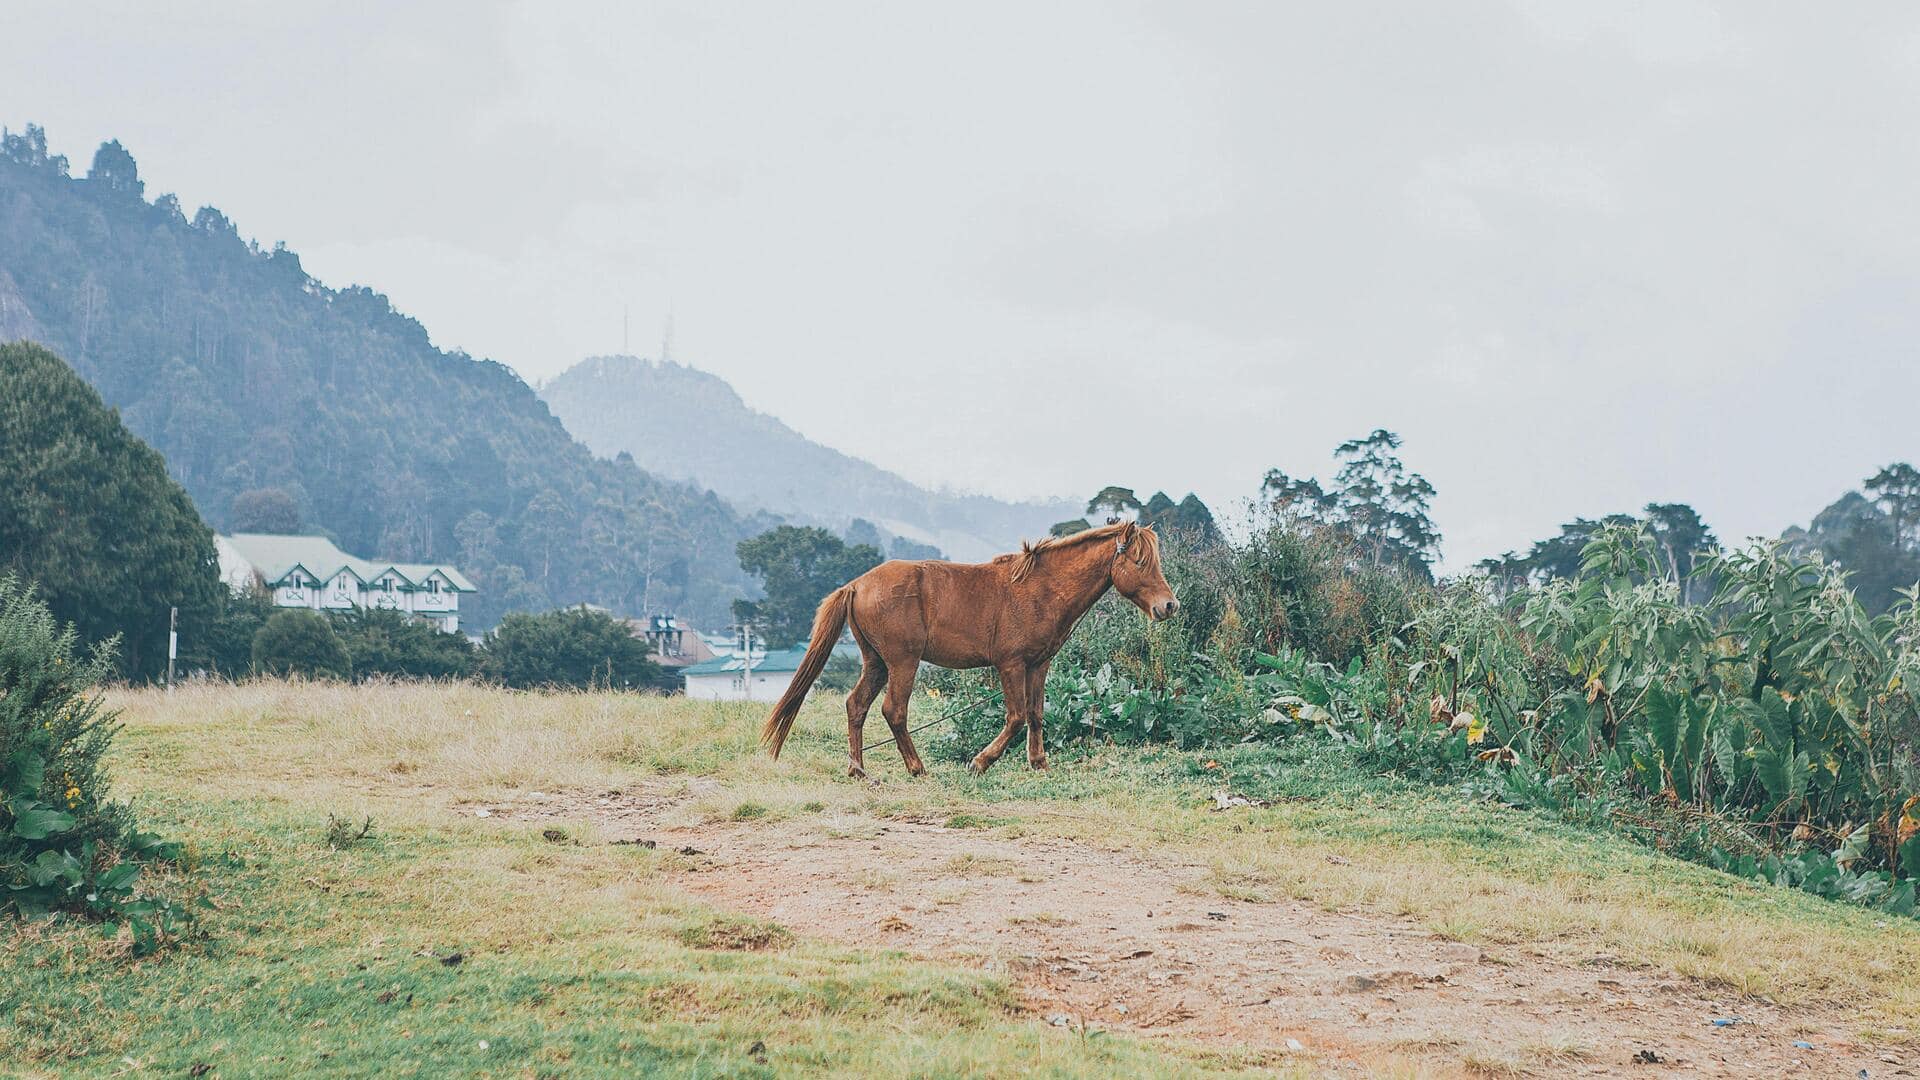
(485, 787, 1909, 1078)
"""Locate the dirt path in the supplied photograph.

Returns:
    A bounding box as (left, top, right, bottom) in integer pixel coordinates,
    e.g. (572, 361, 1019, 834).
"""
(482, 788, 1909, 1078)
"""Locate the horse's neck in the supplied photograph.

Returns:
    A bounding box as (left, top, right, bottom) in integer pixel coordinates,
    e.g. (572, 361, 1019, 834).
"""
(1027, 540, 1115, 634)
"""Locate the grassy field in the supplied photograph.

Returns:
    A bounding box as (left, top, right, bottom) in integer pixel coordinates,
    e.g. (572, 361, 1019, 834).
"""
(4, 680, 1919, 1078)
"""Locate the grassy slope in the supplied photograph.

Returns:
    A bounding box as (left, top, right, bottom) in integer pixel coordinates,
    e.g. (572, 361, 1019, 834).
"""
(5, 681, 1918, 1078)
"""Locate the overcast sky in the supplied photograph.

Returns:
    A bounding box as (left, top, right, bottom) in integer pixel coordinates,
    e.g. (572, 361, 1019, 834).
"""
(8, 2, 1920, 566)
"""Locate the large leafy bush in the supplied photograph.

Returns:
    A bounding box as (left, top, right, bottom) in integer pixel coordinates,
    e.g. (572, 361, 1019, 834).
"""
(481, 606, 662, 689)
(0, 575, 189, 951)
(251, 609, 351, 680)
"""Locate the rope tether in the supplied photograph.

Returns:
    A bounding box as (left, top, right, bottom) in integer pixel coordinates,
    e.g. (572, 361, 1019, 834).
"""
(859, 691, 1003, 753)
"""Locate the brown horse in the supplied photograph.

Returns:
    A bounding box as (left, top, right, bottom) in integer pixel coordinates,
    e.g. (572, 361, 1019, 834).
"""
(760, 520, 1178, 776)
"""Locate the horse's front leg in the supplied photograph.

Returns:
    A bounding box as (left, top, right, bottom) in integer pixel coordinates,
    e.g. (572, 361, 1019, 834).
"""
(969, 662, 1030, 774)
(1025, 659, 1053, 770)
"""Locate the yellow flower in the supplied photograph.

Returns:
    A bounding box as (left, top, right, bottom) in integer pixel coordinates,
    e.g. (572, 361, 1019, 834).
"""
(926, 687, 942, 700)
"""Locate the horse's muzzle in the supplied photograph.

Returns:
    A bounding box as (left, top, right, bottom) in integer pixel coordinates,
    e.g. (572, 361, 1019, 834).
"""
(1151, 598, 1181, 621)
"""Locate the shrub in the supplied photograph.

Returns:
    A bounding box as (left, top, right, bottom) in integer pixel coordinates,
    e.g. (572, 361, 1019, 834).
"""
(481, 606, 661, 689)
(0, 575, 190, 951)
(331, 606, 476, 681)
(182, 584, 275, 678)
(251, 608, 351, 680)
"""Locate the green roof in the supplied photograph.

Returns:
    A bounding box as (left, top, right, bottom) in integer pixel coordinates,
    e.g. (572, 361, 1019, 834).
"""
(679, 641, 859, 678)
(680, 648, 811, 677)
(220, 533, 476, 592)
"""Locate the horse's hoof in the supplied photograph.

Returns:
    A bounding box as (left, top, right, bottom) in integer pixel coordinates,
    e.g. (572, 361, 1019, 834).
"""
(967, 756, 991, 775)
(847, 763, 867, 780)
(907, 763, 927, 778)
(1029, 756, 1049, 771)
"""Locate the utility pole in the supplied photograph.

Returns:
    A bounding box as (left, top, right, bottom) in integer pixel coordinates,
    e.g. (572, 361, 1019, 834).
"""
(741, 620, 755, 701)
(166, 606, 178, 690)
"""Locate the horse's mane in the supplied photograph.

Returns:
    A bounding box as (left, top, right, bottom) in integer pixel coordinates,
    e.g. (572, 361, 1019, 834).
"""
(1000, 521, 1159, 583)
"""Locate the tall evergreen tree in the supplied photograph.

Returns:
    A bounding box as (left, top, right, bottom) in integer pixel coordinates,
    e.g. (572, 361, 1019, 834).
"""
(0, 342, 219, 678)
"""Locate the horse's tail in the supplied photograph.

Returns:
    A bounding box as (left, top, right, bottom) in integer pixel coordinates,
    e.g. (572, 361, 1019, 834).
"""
(761, 585, 854, 758)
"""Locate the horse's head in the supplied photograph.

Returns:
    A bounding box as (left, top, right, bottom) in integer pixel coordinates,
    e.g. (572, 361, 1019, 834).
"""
(1111, 522, 1179, 621)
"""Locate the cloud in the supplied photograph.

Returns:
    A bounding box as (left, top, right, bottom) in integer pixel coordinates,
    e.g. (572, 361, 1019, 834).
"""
(5, 2, 1920, 569)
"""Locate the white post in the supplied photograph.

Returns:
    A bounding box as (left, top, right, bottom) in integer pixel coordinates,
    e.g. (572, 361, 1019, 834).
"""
(742, 622, 755, 701)
(166, 606, 178, 690)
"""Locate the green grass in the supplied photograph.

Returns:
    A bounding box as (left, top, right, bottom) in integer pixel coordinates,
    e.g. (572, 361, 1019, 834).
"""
(1, 682, 1282, 1079)
(6, 678, 1920, 1077)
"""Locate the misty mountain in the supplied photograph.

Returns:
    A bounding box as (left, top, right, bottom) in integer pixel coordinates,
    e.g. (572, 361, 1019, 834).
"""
(540, 355, 1080, 563)
(0, 126, 769, 627)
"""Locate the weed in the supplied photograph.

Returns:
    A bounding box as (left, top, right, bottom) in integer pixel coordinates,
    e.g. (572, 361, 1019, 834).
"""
(323, 814, 375, 849)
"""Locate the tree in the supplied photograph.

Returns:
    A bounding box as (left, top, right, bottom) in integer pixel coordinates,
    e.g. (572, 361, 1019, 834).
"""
(1140, 491, 1178, 527)
(181, 584, 275, 677)
(1642, 502, 1717, 603)
(889, 535, 943, 560)
(1789, 489, 1920, 615)
(332, 607, 477, 681)
(1865, 463, 1920, 548)
(1048, 519, 1091, 537)
(251, 609, 351, 680)
(1259, 469, 1338, 521)
(845, 518, 885, 550)
(481, 606, 660, 689)
(85, 140, 143, 198)
(1261, 432, 1440, 575)
(520, 488, 576, 585)
(736, 526, 883, 647)
(1333, 430, 1440, 574)
(0, 342, 220, 679)
(1138, 491, 1220, 544)
(455, 511, 501, 572)
(229, 487, 302, 533)
(1085, 486, 1143, 521)
(1, 124, 67, 175)
(1173, 494, 1221, 544)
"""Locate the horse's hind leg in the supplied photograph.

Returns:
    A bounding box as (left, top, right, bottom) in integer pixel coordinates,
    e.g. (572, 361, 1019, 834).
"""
(969, 662, 1030, 774)
(845, 656, 886, 779)
(880, 661, 927, 777)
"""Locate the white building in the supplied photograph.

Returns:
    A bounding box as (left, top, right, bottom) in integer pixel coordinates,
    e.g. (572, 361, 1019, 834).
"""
(215, 533, 476, 633)
(679, 648, 806, 703)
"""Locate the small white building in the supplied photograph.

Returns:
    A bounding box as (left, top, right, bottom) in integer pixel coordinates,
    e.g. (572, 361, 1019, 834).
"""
(215, 533, 476, 633)
(679, 648, 807, 703)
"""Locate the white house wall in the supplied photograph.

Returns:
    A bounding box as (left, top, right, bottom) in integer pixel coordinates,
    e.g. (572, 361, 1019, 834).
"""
(684, 670, 797, 703)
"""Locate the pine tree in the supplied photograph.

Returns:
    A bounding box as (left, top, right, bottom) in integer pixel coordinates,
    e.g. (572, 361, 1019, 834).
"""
(0, 342, 220, 679)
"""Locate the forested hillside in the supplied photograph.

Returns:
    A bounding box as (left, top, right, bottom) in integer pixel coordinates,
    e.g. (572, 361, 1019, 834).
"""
(541, 355, 1079, 563)
(0, 126, 770, 627)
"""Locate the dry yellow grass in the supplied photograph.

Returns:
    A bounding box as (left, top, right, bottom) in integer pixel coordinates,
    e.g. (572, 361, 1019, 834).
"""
(8, 680, 1293, 1079)
(101, 680, 1920, 1039)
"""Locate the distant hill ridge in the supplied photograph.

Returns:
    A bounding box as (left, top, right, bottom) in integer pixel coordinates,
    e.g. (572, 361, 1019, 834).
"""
(0, 125, 767, 627)
(541, 354, 1079, 563)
